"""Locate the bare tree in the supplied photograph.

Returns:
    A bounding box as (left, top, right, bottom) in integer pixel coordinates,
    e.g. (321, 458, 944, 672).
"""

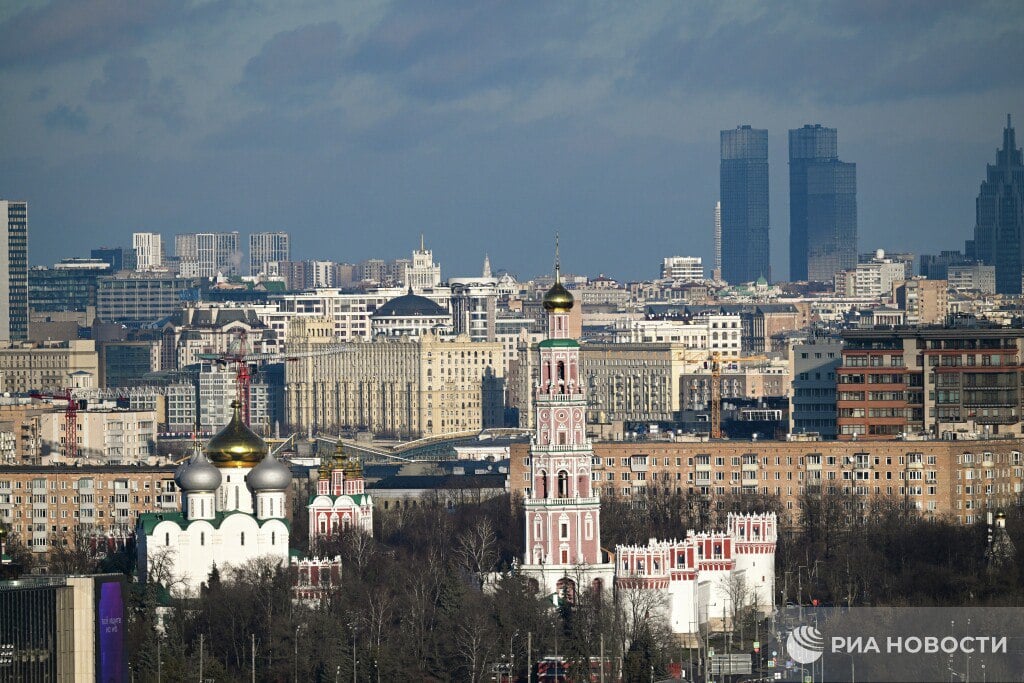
(456, 518, 498, 588)
(455, 594, 498, 683)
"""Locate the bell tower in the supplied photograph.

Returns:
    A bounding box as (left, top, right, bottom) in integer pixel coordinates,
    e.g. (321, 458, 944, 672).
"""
(523, 241, 602, 570)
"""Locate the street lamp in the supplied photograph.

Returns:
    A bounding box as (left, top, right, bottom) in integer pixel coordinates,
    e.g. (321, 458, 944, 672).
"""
(294, 623, 306, 683)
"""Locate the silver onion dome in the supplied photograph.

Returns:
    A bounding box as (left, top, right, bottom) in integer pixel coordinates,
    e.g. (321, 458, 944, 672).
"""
(175, 448, 223, 492)
(246, 452, 293, 492)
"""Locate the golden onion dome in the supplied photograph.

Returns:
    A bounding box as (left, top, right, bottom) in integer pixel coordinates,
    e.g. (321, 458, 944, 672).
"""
(542, 280, 574, 312)
(333, 441, 363, 477)
(207, 400, 268, 468)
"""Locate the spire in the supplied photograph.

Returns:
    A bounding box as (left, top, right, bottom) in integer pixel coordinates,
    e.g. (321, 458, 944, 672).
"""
(482, 253, 492, 279)
(420, 233, 425, 252)
(554, 233, 561, 283)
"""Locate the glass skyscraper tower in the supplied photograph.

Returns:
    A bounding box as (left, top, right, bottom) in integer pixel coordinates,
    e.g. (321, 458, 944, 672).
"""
(788, 125, 857, 282)
(720, 126, 770, 284)
(970, 115, 1024, 294)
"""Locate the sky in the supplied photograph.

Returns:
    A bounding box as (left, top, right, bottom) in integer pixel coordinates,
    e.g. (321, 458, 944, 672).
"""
(2, 1, 1023, 282)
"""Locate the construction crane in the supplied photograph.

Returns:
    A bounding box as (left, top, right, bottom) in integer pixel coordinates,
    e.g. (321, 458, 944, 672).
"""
(28, 389, 79, 459)
(708, 352, 770, 439)
(199, 332, 354, 426)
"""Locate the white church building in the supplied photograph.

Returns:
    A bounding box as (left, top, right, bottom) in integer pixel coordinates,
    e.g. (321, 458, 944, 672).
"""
(615, 513, 777, 638)
(517, 249, 776, 639)
(137, 401, 292, 596)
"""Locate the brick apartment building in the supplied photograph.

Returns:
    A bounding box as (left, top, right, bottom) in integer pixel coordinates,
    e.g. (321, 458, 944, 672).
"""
(836, 326, 1024, 440)
(0, 466, 180, 558)
(510, 438, 1024, 526)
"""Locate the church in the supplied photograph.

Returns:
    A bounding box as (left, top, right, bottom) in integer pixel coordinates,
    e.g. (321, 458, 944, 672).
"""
(136, 401, 292, 596)
(519, 254, 615, 598)
(520, 254, 775, 640)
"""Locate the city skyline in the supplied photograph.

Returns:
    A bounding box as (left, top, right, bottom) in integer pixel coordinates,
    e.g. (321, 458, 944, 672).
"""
(1, 3, 1023, 280)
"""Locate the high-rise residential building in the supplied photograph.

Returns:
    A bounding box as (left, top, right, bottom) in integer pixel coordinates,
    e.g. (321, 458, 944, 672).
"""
(131, 232, 163, 270)
(788, 125, 858, 282)
(836, 326, 1024, 440)
(713, 201, 722, 279)
(970, 115, 1024, 294)
(176, 232, 241, 277)
(720, 126, 770, 284)
(1, 201, 29, 342)
(249, 231, 290, 276)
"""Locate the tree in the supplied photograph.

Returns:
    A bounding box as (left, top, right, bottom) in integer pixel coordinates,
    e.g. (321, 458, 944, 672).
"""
(456, 518, 498, 588)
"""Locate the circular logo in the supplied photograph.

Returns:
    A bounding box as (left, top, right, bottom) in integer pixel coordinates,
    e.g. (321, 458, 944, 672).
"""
(786, 625, 824, 664)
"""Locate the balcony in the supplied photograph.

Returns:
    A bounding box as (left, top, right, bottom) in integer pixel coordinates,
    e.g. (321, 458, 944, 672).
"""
(525, 496, 600, 507)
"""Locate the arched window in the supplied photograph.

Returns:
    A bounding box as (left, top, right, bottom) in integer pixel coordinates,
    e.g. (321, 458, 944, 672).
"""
(200, 532, 205, 546)
(557, 470, 569, 498)
(271, 532, 276, 546)
(164, 532, 169, 545)
(240, 532, 245, 546)
(539, 470, 548, 499)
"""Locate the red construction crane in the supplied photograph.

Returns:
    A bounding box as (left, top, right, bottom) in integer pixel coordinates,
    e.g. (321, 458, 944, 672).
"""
(29, 389, 79, 459)
(198, 330, 257, 424)
(200, 330, 354, 426)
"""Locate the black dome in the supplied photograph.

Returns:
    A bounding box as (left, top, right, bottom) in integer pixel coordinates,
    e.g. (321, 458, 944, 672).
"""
(372, 291, 448, 318)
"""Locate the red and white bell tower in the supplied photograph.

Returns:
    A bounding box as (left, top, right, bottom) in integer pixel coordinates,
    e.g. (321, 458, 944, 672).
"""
(522, 244, 610, 596)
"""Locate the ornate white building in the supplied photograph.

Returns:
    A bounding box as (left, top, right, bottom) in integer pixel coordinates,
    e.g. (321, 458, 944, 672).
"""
(520, 257, 614, 598)
(307, 443, 373, 547)
(136, 401, 292, 596)
(615, 513, 776, 638)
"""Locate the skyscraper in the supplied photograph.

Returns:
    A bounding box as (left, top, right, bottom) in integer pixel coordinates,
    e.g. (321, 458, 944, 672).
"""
(788, 125, 858, 282)
(1, 200, 28, 341)
(249, 231, 290, 276)
(970, 115, 1024, 294)
(720, 126, 770, 284)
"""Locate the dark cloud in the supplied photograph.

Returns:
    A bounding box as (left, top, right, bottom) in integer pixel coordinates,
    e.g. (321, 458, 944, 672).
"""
(349, 1, 591, 101)
(0, 0, 242, 68)
(631, 3, 1024, 105)
(240, 22, 346, 102)
(43, 104, 89, 132)
(88, 55, 151, 103)
(204, 106, 348, 152)
(135, 77, 186, 132)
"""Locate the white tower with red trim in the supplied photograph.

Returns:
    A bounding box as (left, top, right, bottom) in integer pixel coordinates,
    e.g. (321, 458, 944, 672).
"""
(521, 243, 612, 598)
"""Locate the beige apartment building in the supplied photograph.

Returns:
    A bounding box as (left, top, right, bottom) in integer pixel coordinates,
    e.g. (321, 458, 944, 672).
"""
(512, 341, 697, 429)
(284, 317, 504, 438)
(0, 401, 49, 464)
(509, 437, 1024, 526)
(0, 340, 98, 394)
(893, 279, 949, 325)
(0, 465, 179, 556)
(38, 409, 158, 464)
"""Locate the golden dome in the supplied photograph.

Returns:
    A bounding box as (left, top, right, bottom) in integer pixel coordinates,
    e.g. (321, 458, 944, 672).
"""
(207, 401, 268, 468)
(542, 280, 574, 312)
(333, 441, 363, 478)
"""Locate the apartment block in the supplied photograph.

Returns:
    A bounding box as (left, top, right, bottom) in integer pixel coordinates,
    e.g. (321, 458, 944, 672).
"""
(38, 409, 158, 464)
(509, 438, 1024, 526)
(0, 465, 179, 554)
(836, 326, 1024, 440)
